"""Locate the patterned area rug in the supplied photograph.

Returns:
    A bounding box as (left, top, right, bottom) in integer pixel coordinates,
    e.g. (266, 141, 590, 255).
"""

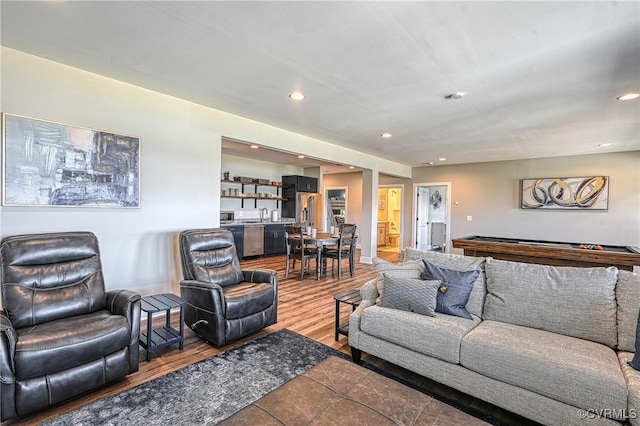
(43, 329, 345, 425)
(43, 329, 515, 425)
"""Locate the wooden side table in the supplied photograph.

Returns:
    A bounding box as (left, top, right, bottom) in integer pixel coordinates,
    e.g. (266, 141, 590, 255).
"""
(333, 289, 362, 341)
(139, 293, 186, 361)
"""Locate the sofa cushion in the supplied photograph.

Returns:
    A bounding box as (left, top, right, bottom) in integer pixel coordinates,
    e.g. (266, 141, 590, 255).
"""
(460, 321, 627, 413)
(421, 260, 479, 319)
(379, 274, 438, 316)
(400, 247, 486, 318)
(483, 258, 618, 347)
(223, 282, 275, 319)
(617, 270, 640, 352)
(14, 310, 131, 381)
(360, 305, 480, 364)
(372, 258, 424, 302)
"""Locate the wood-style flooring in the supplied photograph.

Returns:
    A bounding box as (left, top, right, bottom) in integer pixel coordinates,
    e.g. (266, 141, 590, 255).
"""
(4, 251, 533, 426)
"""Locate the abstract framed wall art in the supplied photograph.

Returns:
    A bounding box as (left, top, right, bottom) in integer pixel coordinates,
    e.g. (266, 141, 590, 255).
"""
(2, 113, 140, 207)
(520, 176, 609, 210)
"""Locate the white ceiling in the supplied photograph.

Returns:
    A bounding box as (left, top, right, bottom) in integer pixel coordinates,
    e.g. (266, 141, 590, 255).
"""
(1, 1, 639, 168)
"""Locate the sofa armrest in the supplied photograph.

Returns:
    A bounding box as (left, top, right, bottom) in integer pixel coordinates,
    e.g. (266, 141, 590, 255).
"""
(180, 279, 225, 312)
(359, 279, 379, 305)
(0, 313, 17, 420)
(0, 311, 17, 383)
(180, 279, 224, 293)
(348, 280, 379, 354)
(106, 290, 141, 366)
(242, 269, 277, 286)
(106, 290, 141, 318)
(179, 279, 228, 343)
(619, 352, 640, 426)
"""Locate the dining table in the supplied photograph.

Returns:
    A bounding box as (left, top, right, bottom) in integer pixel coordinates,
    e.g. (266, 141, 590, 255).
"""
(302, 232, 340, 280)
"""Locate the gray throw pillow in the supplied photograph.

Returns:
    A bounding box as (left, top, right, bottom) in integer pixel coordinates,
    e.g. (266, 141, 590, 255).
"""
(421, 260, 479, 320)
(379, 273, 439, 316)
(372, 258, 424, 302)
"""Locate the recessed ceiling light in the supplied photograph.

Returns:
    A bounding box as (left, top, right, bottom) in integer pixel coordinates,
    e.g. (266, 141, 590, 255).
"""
(297, 155, 305, 159)
(598, 143, 612, 147)
(349, 166, 355, 169)
(445, 92, 465, 100)
(250, 145, 259, 149)
(381, 132, 392, 138)
(438, 157, 447, 161)
(616, 93, 639, 101)
(424, 161, 435, 166)
(289, 91, 305, 101)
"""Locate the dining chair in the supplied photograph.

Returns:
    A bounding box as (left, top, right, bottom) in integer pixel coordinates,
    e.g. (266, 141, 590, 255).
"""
(284, 225, 318, 279)
(322, 223, 357, 279)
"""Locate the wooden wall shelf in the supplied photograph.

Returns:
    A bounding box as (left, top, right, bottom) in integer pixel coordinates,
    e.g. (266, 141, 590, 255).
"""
(221, 179, 286, 188)
(220, 179, 287, 207)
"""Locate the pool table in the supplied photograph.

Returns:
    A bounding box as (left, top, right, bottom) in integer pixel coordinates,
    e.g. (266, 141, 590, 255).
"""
(451, 235, 640, 271)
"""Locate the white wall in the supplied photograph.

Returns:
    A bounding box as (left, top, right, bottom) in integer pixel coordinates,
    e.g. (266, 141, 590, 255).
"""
(341, 151, 640, 259)
(323, 153, 639, 260)
(407, 152, 640, 250)
(0, 48, 407, 297)
(1, 53, 228, 295)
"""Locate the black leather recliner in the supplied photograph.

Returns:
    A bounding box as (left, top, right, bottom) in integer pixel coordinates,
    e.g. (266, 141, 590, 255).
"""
(0, 232, 141, 421)
(179, 228, 277, 347)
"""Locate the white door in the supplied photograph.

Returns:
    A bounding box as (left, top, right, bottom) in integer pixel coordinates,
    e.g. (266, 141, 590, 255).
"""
(416, 187, 431, 250)
(414, 183, 450, 252)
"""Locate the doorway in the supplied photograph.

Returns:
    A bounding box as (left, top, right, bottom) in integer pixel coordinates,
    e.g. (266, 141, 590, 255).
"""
(377, 186, 403, 253)
(324, 187, 347, 230)
(413, 182, 451, 252)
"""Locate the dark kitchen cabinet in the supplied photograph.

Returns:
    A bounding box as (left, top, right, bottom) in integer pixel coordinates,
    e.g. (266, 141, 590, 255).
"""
(282, 175, 317, 193)
(264, 224, 286, 255)
(224, 225, 244, 259)
(282, 175, 318, 220)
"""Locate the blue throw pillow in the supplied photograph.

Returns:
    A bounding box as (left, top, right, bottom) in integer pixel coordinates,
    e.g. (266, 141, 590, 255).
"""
(421, 260, 480, 320)
(628, 314, 640, 370)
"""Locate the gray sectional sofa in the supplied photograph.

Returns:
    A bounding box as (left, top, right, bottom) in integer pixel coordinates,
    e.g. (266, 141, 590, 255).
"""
(349, 247, 640, 426)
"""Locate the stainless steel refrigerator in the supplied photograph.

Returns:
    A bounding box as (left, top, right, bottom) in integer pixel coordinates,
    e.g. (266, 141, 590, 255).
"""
(282, 175, 320, 226)
(296, 192, 318, 227)
(282, 191, 318, 226)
